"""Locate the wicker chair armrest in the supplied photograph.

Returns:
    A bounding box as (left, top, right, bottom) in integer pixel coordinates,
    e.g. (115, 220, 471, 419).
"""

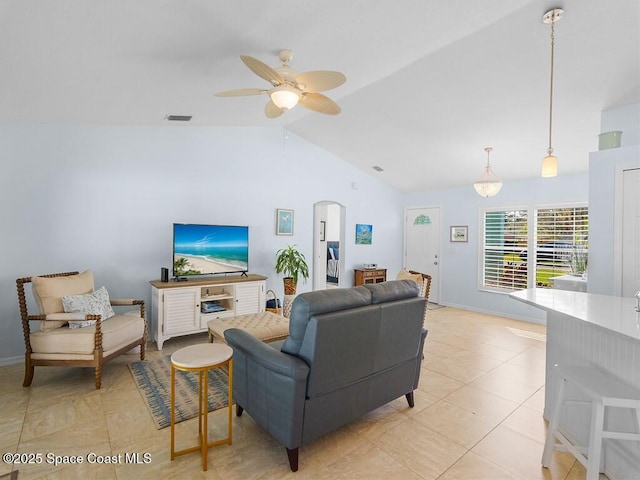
(47, 312, 88, 321)
(110, 299, 144, 306)
(27, 313, 101, 322)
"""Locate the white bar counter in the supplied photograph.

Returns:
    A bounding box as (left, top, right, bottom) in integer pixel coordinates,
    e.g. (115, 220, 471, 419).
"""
(510, 288, 640, 479)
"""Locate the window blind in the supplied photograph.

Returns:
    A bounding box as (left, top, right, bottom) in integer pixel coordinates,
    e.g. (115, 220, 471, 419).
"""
(482, 210, 528, 291)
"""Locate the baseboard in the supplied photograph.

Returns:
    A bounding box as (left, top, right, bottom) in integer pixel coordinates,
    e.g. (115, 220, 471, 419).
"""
(442, 301, 546, 326)
(0, 355, 23, 367)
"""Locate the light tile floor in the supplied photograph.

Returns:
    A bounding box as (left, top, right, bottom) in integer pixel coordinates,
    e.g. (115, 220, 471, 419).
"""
(0, 307, 606, 479)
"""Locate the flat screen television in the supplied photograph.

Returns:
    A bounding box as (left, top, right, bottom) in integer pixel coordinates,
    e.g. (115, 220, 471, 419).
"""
(172, 223, 249, 278)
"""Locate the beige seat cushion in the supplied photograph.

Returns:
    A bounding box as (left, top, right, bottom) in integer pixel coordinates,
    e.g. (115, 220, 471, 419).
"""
(30, 314, 144, 355)
(32, 270, 94, 331)
(208, 311, 289, 344)
(396, 269, 422, 286)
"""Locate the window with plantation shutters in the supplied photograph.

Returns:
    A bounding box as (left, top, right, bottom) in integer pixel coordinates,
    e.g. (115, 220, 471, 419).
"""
(481, 210, 528, 291)
(480, 205, 588, 292)
(533, 206, 588, 285)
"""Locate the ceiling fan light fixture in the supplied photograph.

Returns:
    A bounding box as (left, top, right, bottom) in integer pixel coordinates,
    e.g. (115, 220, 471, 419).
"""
(269, 85, 301, 110)
(473, 147, 502, 198)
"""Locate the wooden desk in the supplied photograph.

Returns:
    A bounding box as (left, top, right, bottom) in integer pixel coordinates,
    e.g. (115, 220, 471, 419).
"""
(354, 268, 386, 286)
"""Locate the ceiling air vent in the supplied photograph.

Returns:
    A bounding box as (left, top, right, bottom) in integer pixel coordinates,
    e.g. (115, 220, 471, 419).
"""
(372, 166, 384, 172)
(165, 115, 193, 122)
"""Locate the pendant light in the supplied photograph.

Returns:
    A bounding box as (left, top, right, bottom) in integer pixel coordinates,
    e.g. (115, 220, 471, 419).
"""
(474, 147, 502, 197)
(541, 8, 563, 178)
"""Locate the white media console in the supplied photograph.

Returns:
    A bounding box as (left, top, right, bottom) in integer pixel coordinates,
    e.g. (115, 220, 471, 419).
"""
(150, 274, 267, 349)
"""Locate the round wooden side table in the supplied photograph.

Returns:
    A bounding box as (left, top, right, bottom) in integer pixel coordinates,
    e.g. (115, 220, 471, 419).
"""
(170, 343, 233, 471)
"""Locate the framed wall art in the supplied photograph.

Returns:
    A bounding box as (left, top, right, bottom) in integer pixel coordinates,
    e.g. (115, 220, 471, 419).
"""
(450, 225, 468, 242)
(355, 224, 372, 245)
(276, 209, 294, 235)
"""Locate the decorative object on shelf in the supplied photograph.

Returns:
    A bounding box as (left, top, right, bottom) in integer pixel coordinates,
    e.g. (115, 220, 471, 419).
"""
(276, 208, 294, 235)
(450, 225, 468, 242)
(473, 146, 502, 197)
(215, 49, 346, 118)
(355, 224, 372, 245)
(319, 220, 326, 242)
(275, 245, 309, 295)
(541, 8, 564, 178)
(598, 131, 623, 150)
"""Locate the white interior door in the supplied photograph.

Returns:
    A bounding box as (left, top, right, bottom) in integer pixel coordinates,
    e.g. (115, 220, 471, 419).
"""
(404, 207, 441, 303)
(621, 168, 640, 296)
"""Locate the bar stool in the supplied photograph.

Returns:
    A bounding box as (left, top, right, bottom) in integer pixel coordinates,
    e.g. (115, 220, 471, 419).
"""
(542, 365, 640, 480)
(170, 343, 233, 471)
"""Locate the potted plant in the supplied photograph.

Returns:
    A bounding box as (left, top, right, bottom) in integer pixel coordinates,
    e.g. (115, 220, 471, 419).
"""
(569, 246, 588, 277)
(275, 245, 310, 295)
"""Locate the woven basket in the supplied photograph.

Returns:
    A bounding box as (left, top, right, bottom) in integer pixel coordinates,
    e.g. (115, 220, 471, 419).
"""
(283, 278, 297, 295)
(265, 289, 282, 315)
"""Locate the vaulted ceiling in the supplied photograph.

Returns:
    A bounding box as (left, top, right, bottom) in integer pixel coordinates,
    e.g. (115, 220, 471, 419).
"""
(2, 0, 638, 191)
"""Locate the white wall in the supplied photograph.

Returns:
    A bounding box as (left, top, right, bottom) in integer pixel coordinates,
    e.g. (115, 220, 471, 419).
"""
(404, 173, 589, 323)
(403, 103, 639, 320)
(0, 124, 404, 363)
(588, 102, 640, 294)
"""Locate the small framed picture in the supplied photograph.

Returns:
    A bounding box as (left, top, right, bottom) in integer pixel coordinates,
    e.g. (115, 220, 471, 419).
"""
(276, 209, 294, 235)
(319, 221, 326, 242)
(450, 225, 468, 242)
(355, 224, 372, 245)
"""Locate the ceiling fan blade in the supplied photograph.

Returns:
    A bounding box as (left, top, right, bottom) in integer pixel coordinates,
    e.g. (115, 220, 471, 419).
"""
(240, 55, 284, 85)
(295, 71, 346, 93)
(214, 88, 266, 97)
(265, 100, 284, 118)
(299, 93, 341, 115)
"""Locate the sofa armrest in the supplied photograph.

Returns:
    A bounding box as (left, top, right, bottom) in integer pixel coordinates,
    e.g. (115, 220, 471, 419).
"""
(224, 328, 309, 450)
(224, 328, 309, 380)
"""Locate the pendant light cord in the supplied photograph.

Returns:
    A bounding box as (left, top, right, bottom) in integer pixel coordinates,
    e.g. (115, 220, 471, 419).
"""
(547, 16, 555, 155)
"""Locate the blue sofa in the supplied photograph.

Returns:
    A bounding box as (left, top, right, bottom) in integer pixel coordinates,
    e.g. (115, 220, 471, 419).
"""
(224, 279, 428, 471)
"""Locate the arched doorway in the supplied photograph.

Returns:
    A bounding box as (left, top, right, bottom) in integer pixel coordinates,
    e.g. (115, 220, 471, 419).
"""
(313, 201, 346, 290)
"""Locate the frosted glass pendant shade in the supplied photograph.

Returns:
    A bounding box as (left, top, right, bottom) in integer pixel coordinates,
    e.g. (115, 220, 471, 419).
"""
(541, 154, 557, 177)
(270, 85, 301, 110)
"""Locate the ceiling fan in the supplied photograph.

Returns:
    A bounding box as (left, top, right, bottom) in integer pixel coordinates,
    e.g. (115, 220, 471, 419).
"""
(215, 49, 346, 118)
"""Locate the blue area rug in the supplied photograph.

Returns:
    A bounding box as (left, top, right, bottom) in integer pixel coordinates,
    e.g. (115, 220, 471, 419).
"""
(129, 355, 229, 429)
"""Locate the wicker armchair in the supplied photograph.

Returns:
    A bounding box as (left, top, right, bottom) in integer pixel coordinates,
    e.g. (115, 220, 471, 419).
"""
(408, 270, 432, 304)
(17, 270, 147, 389)
(396, 269, 432, 323)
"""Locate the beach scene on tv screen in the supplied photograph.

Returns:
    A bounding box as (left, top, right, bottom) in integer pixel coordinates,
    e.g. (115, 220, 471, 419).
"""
(173, 224, 249, 276)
